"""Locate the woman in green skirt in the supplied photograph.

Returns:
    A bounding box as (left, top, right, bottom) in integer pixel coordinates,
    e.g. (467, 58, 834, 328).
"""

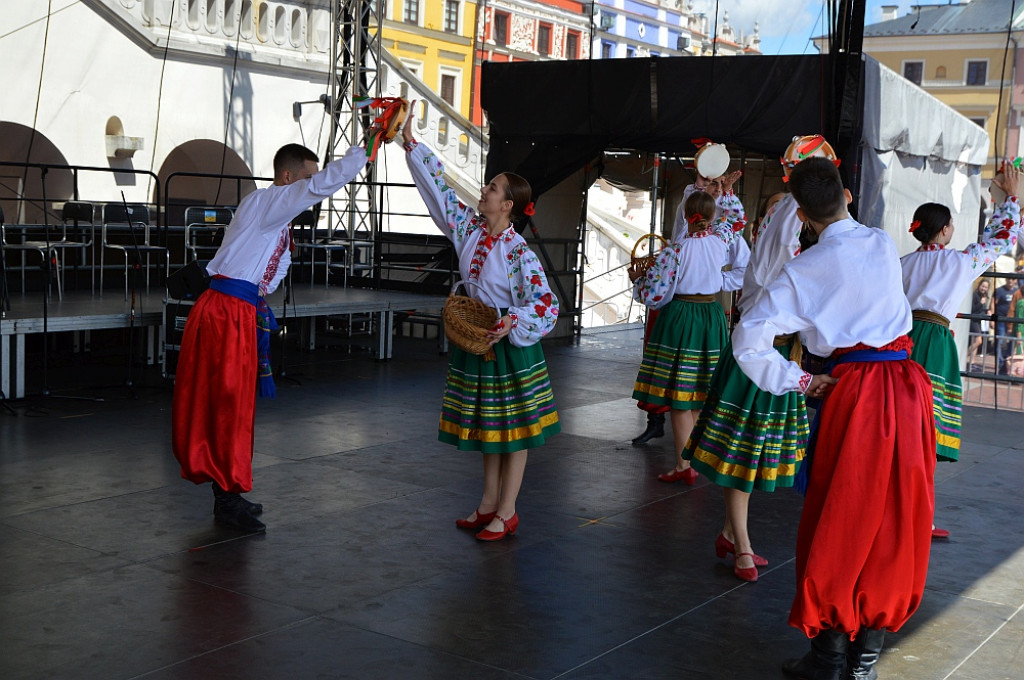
(630, 190, 748, 483)
(901, 164, 1022, 538)
(682, 191, 810, 582)
(403, 111, 560, 541)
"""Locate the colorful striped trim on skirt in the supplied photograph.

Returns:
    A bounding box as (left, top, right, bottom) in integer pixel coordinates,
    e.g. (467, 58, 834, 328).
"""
(632, 298, 727, 411)
(683, 339, 809, 492)
(439, 339, 560, 453)
(908, 319, 962, 461)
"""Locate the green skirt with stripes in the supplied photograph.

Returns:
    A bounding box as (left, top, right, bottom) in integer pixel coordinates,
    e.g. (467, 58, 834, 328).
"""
(439, 338, 560, 453)
(682, 339, 809, 492)
(908, 319, 962, 462)
(632, 298, 728, 411)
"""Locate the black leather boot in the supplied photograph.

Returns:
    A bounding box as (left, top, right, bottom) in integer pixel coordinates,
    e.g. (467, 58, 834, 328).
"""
(213, 482, 263, 515)
(212, 484, 266, 533)
(847, 628, 885, 679)
(782, 629, 849, 680)
(632, 411, 665, 444)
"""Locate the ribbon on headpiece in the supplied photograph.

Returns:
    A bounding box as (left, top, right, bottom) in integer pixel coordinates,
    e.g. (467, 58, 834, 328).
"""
(354, 96, 408, 162)
(780, 134, 842, 182)
(909, 220, 922, 233)
(523, 202, 535, 216)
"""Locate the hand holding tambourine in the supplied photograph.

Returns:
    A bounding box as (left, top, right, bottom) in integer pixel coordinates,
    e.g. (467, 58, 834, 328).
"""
(721, 169, 743, 193)
(356, 96, 410, 161)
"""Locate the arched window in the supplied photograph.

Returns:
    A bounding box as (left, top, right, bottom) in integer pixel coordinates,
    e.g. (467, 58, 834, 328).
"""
(206, 0, 219, 32)
(936, 65, 947, 79)
(256, 2, 270, 43)
(240, 0, 254, 39)
(274, 6, 286, 44)
(224, 0, 238, 35)
(290, 9, 305, 47)
(186, 0, 201, 30)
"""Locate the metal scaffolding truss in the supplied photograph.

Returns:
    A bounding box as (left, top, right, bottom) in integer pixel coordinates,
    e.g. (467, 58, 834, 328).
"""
(326, 0, 383, 284)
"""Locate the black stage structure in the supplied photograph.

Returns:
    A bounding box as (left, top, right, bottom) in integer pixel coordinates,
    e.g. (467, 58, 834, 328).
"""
(481, 53, 863, 199)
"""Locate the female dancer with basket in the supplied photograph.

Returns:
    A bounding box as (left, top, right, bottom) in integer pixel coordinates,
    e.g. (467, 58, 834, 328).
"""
(402, 111, 560, 541)
(680, 135, 838, 581)
(902, 163, 1021, 538)
(629, 190, 748, 484)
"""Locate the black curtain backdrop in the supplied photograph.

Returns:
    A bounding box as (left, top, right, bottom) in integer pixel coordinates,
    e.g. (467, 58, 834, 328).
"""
(482, 54, 856, 198)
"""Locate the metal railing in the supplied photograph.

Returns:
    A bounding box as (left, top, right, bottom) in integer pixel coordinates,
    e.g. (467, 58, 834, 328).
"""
(958, 269, 1024, 410)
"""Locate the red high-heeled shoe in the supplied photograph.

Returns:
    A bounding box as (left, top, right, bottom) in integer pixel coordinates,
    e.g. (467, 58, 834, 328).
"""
(931, 527, 951, 539)
(734, 552, 759, 582)
(476, 513, 518, 541)
(658, 467, 699, 485)
(715, 533, 768, 567)
(456, 509, 496, 529)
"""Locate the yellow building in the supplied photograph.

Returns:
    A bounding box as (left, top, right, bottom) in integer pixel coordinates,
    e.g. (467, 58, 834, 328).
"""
(824, 1, 1024, 179)
(379, 1, 478, 120)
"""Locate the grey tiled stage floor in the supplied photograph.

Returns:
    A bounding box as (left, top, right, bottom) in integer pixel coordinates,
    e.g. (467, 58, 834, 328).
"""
(1, 327, 1021, 679)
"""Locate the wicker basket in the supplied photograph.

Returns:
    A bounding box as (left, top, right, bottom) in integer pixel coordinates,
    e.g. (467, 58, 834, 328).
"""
(630, 233, 669, 276)
(442, 281, 499, 360)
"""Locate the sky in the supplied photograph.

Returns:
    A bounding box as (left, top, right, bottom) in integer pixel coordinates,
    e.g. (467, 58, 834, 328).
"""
(688, 1, 917, 55)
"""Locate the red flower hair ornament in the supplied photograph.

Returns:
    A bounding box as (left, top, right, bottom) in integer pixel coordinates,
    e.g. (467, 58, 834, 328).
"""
(523, 202, 535, 216)
(687, 212, 704, 224)
(909, 220, 922, 233)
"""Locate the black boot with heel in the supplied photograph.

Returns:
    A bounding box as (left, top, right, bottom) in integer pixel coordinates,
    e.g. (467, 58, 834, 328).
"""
(212, 483, 266, 533)
(782, 629, 849, 680)
(632, 411, 665, 444)
(847, 628, 885, 679)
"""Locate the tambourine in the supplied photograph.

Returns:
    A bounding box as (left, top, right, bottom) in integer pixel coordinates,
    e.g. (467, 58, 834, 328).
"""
(694, 142, 730, 180)
(781, 134, 839, 179)
(355, 96, 410, 161)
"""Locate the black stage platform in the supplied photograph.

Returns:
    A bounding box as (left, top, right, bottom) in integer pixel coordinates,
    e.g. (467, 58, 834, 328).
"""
(1, 287, 445, 399)
(1, 327, 1020, 679)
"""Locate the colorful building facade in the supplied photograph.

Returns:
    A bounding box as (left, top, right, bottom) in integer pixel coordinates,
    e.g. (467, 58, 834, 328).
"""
(848, 0, 1024, 178)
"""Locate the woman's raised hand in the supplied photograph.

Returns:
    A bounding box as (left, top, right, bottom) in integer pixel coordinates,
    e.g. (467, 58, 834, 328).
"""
(402, 100, 417, 146)
(997, 162, 1022, 198)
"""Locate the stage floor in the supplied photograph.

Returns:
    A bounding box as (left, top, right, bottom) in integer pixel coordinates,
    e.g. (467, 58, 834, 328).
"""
(1, 327, 1021, 680)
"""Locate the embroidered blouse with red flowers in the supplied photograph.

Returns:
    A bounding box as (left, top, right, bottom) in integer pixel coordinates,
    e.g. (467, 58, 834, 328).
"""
(739, 193, 805, 316)
(671, 184, 744, 243)
(633, 204, 748, 310)
(901, 196, 1021, 321)
(405, 142, 559, 346)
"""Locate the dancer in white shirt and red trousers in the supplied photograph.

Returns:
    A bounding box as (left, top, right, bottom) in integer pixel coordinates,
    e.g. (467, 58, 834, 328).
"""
(173, 143, 368, 533)
(734, 158, 935, 680)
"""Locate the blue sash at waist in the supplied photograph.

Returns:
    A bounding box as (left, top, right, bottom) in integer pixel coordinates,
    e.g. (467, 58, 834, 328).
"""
(797, 346, 910, 495)
(210, 277, 259, 307)
(829, 348, 908, 367)
(208, 276, 276, 398)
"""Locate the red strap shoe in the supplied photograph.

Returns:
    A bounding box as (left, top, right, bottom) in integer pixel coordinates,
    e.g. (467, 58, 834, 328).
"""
(476, 513, 519, 541)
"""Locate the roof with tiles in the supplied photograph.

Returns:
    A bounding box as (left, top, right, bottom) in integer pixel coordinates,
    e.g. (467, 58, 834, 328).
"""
(864, 0, 1024, 37)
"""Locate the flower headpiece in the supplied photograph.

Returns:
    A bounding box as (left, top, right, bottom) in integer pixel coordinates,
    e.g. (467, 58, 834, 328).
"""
(909, 220, 922, 233)
(687, 212, 704, 224)
(523, 202, 535, 217)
